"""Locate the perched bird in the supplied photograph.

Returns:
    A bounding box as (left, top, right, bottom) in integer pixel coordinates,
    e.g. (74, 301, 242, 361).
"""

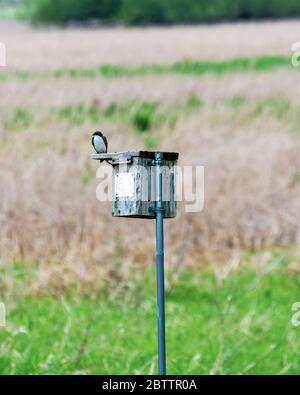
(92, 131, 108, 154)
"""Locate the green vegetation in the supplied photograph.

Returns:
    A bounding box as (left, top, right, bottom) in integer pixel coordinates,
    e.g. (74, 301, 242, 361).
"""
(19, 0, 300, 25)
(3, 94, 300, 154)
(0, 55, 294, 82)
(249, 98, 291, 120)
(129, 101, 159, 132)
(56, 100, 164, 135)
(55, 98, 201, 149)
(54, 97, 201, 133)
(0, 97, 202, 150)
(37, 56, 298, 79)
(4, 106, 34, 130)
(5, 96, 300, 136)
(0, 251, 299, 374)
(172, 56, 291, 75)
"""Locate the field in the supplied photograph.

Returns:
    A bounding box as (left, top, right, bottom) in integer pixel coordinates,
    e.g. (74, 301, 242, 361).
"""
(1, 250, 300, 374)
(1, 20, 300, 68)
(0, 20, 300, 374)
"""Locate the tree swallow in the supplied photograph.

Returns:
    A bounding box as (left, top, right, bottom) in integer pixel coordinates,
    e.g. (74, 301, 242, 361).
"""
(92, 131, 108, 154)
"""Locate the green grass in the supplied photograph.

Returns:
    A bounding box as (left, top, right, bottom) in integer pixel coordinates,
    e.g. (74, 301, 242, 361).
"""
(0, 56, 295, 82)
(4, 95, 300, 140)
(2, 96, 202, 150)
(1, 251, 300, 374)
(54, 96, 201, 133)
(7, 106, 34, 130)
(56, 100, 162, 132)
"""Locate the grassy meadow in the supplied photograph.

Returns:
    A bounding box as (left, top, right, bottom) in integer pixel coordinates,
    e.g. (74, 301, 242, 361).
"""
(0, 20, 300, 374)
(1, 250, 300, 375)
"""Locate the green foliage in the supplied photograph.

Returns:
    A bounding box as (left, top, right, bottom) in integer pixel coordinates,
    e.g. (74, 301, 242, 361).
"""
(6, 106, 33, 130)
(185, 95, 203, 111)
(21, 0, 300, 25)
(54, 97, 200, 150)
(104, 100, 159, 132)
(0, 55, 291, 83)
(57, 100, 161, 132)
(226, 96, 247, 109)
(155, 0, 241, 24)
(1, 253, 300, 374)
(129, 101, 158, 132)
(253, 98, 291, 119)
(172, 56, 291, 75)
(57, 103, 102, 125)
(119, 0, 167, 25)
(20, 0, 121, 24)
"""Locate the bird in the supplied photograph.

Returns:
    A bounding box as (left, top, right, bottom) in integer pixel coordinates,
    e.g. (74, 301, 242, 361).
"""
(92, 131, 108, 154)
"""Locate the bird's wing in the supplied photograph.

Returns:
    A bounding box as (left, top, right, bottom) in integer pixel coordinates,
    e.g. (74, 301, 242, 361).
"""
(102, 134, 108, 151)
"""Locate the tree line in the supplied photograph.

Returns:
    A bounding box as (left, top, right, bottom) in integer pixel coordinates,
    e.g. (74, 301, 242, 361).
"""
(21, 0, 300, 25)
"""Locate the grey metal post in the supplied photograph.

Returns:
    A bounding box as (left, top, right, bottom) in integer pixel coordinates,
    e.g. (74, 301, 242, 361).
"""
(154, 152, 166, 375)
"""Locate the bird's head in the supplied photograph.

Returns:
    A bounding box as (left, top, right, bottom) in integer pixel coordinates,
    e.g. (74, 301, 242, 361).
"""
(93, 130, 104, 138)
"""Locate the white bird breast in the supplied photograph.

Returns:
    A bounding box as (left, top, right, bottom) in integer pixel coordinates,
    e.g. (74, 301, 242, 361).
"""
(93, 136, 107, 153)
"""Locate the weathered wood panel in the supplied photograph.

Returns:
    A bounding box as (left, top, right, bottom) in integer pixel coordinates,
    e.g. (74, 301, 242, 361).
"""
(92, 151, 178, 219)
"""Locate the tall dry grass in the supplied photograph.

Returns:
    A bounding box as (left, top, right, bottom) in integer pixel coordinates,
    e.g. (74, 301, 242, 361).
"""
(1, 70, 300, 110)
(0, 20, 300, 70)
(1, 90, 300, 294)
(0, 22, 300, 294)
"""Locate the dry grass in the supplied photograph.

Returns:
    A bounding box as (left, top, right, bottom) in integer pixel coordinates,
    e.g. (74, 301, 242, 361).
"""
(1, 97, 300, 294)
(1, 70, 300, 110)
(0, 22, 300, 294)
(1, 20, 300, 70)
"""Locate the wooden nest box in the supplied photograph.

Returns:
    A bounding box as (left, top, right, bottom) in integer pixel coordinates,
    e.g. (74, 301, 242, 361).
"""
(91, 151, 179, 218)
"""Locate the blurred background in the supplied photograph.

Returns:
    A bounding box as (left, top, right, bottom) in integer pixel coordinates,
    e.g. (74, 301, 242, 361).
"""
(0, 0, 300, 374)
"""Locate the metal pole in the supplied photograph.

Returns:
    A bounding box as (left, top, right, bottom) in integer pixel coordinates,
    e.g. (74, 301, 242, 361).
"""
(154, 152, 166, 375)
